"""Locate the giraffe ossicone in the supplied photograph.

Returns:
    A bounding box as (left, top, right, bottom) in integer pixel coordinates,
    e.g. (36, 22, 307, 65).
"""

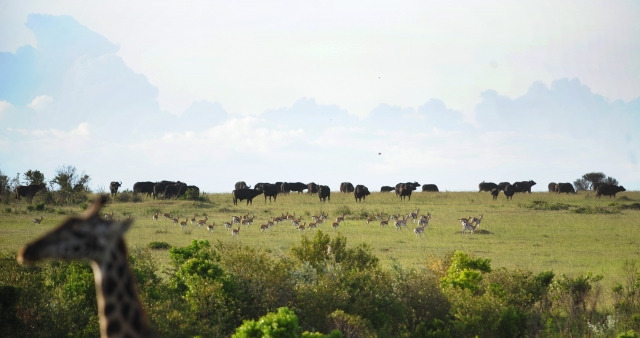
(18, 195, 155, 338)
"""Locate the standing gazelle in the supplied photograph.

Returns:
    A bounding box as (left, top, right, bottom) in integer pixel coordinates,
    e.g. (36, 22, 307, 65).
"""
(17, 196, 155, 338)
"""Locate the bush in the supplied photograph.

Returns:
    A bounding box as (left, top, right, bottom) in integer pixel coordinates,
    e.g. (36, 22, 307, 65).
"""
(148, 241, 171, 250)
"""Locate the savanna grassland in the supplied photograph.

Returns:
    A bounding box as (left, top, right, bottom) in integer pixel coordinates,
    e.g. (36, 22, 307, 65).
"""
(2, 189, 639, 301)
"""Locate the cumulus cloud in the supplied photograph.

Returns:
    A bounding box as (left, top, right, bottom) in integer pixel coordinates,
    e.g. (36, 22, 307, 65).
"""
(27, 95, 53, 112)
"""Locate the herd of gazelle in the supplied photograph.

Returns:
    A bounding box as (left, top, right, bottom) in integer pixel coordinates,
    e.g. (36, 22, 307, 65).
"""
(33, 208, 485, 237)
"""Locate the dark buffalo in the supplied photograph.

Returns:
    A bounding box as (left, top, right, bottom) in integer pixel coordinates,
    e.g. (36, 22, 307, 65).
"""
(109, 181, 122, 197)
(307, 182, 319, 194)
(513, 180, 536, 193)
(164, 182, 188, 198)
(395, 182, 419, 196)
(398, 186, 413, 201)
(479, 181, 498, 192)
(281, 182, 307, 193)
(254, 183, 269, 192)
(497, 182, 510, 191)
(133, 181, 155, 197)
(153, 180, 176, 199)
(380, 186, 395, 192)
(592, 182, 608, 192)
(491, 188, 500, 200)
(548, 182, 557, 193)
(235, 181, 250, 190)
(421, 184, 439, 192)
(318, 185, 330, 202)
(15, 183, 47, 199)
(340, 182, 355, 193)
(232, 188, 263, 205)
(596, 184, 626, 198)
(354, 185, 370, 203)
(555, 183, 576, 194)
(503, 184, 516, 200)
(262, 184, 279, 202)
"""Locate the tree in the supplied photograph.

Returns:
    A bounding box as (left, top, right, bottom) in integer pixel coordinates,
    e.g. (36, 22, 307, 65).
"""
(50, 165, 91, 193)
(0, 169, 9, 195)
(575, 172, 618, 191)
(23, 170, 45, 185)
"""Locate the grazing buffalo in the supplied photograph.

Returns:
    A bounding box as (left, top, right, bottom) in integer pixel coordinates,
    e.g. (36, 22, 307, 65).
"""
(164, 182, 188, 199)
(186, 185, 200, 197)
(281, 182, 307, 193)
(110, 181, 122, 197)
(421, 184, 439, 192)
(232, 188, 263, 205)
(491, 188, 500, 200)
(548, 182, 557, 193)
(380, 186, 395, 192)
(318, 185, 330, 202)
(262, 183, 279, 202)
(513, 180, 536, 193)
(497, 182, 510, 191)
(15, 183, 47, 199)
(555, 183, 576, 194)
(133, 181, 155, 197)
(153, 180, 176, 199)
(596, 184, 626, 198)
(235, 181, 250, 190)
(479, 181, 498, 192)
(504, 184, 516, 200)
(354, 185, 370, 203)
(307, 182, 319, 194)
(340, 182, 355, 193)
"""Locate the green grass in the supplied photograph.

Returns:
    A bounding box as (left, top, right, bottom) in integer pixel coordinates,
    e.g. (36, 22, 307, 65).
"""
(2, 190, 639, 305)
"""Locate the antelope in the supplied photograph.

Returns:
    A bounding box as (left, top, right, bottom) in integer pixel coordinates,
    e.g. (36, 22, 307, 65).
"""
(231, 215, 241, 224)
(180, 218, 188, 228)
(418, 213, 432, 227)
(32, 216, 43, 224)
(171, 217, 179, 225)
(414, 225, 426, 237)
(259, 223, 270, 231)
(460, 218, 477, 234)
(394, 216, 408, 231)
(336, 213, 345, 224)
(190, 214, 196, 225)
(232, 226, 240, 237)
(207, 223, 215, 232)
(296, 222, 306, 231)
(379, 216, 390, 227)
(241, 216, 253, 227)
(224, 221, 233, 230)
(163, 212, 171, 220)
(365, 215, 376, 225)
(408, 208, 420, 222)
(307, 221, 317, 229)
(331, 221, 339, 230)
(152, 212, 158, 222)
(197, 216, 208, 227)
(471, 214, 483, 227)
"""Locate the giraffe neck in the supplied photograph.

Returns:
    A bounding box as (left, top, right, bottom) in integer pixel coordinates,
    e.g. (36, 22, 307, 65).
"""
(91, 238, 153, 338)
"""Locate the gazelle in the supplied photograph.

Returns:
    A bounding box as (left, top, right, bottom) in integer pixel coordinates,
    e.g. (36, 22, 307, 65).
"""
(414, 225, 426, 237)
(190, 214, 196, 225)
(408, 208, 420, 222)
(152, 212, 158, 222)
(331, 221, 339, 230)
(32, 216, 43, 224)
(336, 213, 345, 224)
(394, 216, 408, 231)
(460, 218, 477, 234)
(197, 216, 208, 227)
(179, 218, 188, 228)
(224, 221, 233, 230)
(379, 216, 390, 227)
(207, 223, 215, 232)
(365, 215, 376, 225)
(171, 217, 179, 225)
(418, 213, 432, 227)
(232, 226, 240, 237)
(296, 222, 307, 231)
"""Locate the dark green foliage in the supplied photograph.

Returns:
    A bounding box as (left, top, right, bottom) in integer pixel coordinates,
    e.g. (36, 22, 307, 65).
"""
(23, 169, 45, 185)
(147, 241, 171, 250)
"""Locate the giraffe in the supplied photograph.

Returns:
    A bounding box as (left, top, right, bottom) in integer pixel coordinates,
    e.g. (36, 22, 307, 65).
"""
(17, 196, 155, 338)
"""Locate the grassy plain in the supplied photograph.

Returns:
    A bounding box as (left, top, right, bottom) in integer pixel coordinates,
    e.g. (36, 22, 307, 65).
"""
(2, 190, 639, 304)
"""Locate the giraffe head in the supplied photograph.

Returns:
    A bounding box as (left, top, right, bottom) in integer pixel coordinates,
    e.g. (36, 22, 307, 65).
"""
(18, 195, 132, 264)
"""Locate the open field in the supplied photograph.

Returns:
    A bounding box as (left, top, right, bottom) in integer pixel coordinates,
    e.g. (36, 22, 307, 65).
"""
(2, 190, 639, 303)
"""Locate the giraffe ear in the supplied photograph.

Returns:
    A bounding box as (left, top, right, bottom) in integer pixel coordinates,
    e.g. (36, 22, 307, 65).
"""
(83, 195, 109, 219)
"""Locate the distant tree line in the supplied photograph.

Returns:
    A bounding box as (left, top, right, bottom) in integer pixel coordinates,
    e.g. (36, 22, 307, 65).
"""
(573, 172, 619, 191)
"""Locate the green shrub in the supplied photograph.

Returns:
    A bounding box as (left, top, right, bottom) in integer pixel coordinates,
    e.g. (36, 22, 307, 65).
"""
(148, 241, 171, 250)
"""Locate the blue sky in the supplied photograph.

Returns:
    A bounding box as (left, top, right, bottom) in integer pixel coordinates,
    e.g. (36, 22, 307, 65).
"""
(1, 1, 639, 193)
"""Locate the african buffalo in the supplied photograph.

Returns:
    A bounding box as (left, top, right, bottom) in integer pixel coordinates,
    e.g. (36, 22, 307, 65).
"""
(596, 184, 626, 198)
(282, 182, 307, 193)
(555, 183, 576, 194)
(133, 181, 155, 197)
(503, 184, 516, 200)
(232, 188, 263, 205)
(340, 182, 355, 193)
(513, 180, 536, 193)
(354, 185, 370, 203)
(380, 186, 395, 192)
(491, 188, 500, 200)
(235, 181, 250, 190)
(186, 185, 200, 197)
(15, 183, 47, 199)
(262, 184, 279, 202)
(497, 182, 510, 191)
(395, 182, 419, 196)
(318, 185, 330, 202)
(307, 182, 319, 194)
(548, 182, 557, 193)
(110, 181, 122, 197)
(421, 184, 439, 192)
(398, 185, 413, 201)
(153, 180, 176, 199)
(164, 182, 188, 198)
(479, 181, 498, 192)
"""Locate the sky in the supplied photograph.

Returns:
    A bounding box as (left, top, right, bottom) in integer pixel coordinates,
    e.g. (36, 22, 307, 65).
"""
(1, 0, 639, 193)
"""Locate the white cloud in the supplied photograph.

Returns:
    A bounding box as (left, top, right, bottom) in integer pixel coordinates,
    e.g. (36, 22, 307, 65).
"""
(0, 100, 14, 115)
(27, 95, 53, 112)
